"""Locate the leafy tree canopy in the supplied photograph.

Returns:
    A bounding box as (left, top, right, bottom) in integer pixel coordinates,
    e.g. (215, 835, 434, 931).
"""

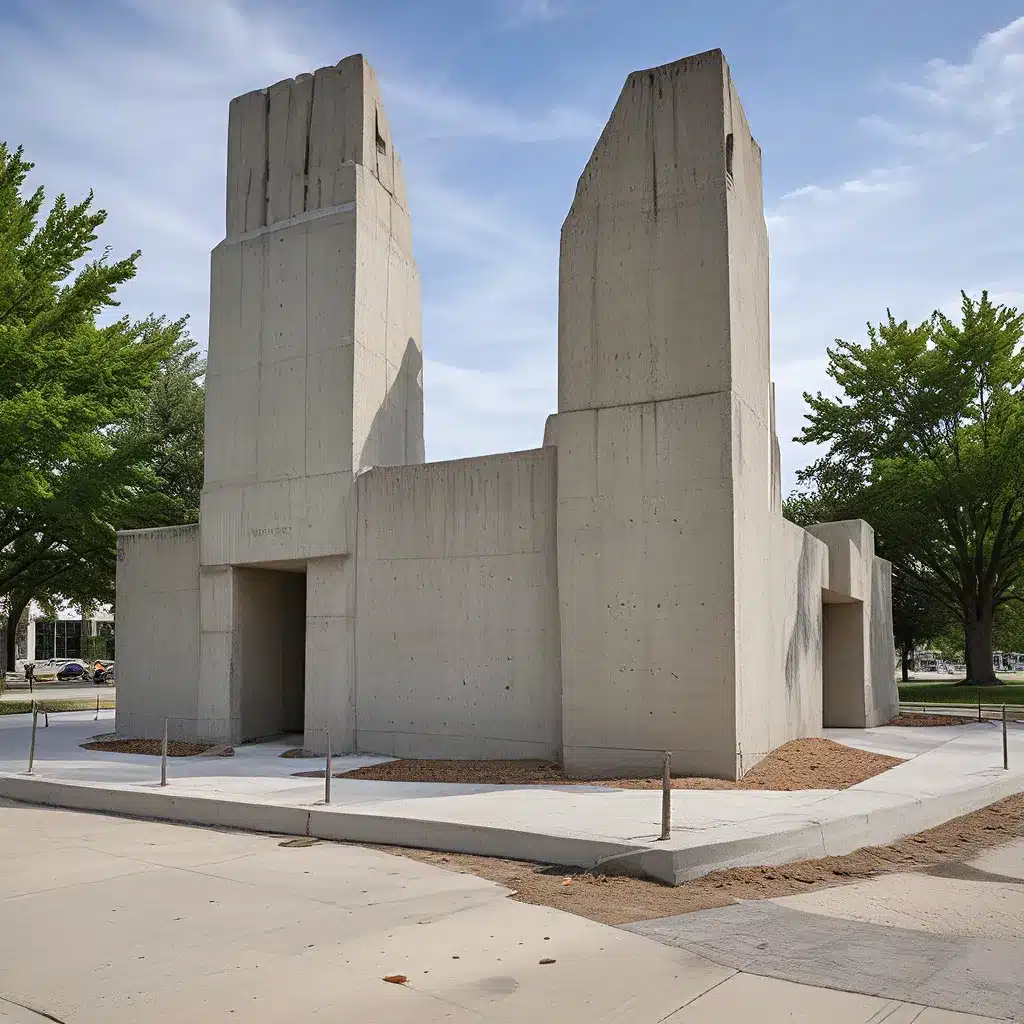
(794, 291, 1024, 684)
(0, 143, 204, 668)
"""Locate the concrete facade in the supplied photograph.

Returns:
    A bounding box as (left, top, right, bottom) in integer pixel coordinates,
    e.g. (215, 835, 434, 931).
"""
(115, 49, 897, 779)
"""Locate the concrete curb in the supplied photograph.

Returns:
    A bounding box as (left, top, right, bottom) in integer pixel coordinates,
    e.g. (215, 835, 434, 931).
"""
(0, 773, 653, 875)
(0, 769, 1020, 886)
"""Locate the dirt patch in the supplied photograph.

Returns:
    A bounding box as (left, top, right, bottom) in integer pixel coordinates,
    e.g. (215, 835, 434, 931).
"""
(81, 739, 214, 757)
(294, 738, 901, 791)
(367, 793, 1024, 926)
(280, 748, 318, 758)
(888, 712, 969, 727)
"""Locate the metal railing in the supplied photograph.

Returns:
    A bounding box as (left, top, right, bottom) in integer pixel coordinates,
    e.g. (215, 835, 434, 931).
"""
(898, 701, 1015, 770)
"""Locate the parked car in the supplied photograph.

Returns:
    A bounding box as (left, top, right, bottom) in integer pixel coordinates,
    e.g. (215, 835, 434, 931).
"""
(56, 660, 87, 681)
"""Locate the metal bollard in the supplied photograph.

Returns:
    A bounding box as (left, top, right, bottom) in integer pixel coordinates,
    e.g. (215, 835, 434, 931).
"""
(325, 730, 332, 805)
(160, 718, 168, 787)
(1003, 704, 1009, 771)
(95, 695, 100, 721)
(659, 751, 671, 841)
(27, 708, 38, 774)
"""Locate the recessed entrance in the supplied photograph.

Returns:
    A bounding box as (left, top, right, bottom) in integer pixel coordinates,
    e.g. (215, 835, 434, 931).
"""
(235, 566, 306, 742)
(821, 598, 866, 728)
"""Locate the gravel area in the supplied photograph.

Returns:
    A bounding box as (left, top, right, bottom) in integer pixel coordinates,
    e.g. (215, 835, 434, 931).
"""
(887, 712, 970, 727)
(369, 793, 1024, 926)
(294, 738, 902, 791)
(81, 739, 214, 757)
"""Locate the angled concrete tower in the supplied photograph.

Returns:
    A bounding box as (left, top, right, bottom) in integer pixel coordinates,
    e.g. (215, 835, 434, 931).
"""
(555, 51, 780, 778)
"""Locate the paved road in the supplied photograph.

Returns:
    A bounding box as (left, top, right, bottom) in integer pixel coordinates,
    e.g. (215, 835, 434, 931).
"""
(626, 838, 1024, 1021)
(0, 685, 114, 703)
(0, 801, 1001, 1022)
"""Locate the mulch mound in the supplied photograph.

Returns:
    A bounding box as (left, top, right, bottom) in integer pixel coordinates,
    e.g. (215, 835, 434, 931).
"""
(372, 792, 1024, 926)
(888, 712, 969, 727)
(280, 748, 319, 758)
(293, 738, 902, 791)
(82, 739, 214, 757)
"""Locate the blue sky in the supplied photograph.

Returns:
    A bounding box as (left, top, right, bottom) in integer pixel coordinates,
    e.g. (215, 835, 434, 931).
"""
(2, 0, 1023, 491)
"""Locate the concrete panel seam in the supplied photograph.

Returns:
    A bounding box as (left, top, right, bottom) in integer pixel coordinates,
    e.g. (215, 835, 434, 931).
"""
(237, 200, 356, 242)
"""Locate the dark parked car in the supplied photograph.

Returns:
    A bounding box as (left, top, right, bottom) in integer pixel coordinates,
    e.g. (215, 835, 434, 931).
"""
(56, 661, 86, 681)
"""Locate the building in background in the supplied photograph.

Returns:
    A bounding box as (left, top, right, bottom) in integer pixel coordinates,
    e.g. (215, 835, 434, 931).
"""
(15, 608, 114, 665)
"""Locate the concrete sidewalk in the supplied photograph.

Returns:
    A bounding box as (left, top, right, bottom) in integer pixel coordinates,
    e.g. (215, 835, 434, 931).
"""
(0, 712, 1021, 885)
(625, 837, 1024, 1020)
(0, 800, 1002, 1022)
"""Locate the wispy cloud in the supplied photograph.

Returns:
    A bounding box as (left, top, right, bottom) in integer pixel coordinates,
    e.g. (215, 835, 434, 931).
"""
(501, 0, 574, 27)
(769, 15, 1024, 490)
(384, 78, 600, 142)
(0, 0, 573, 462)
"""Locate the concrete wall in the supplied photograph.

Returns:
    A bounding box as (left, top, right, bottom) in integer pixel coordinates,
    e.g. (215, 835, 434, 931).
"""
(868, 556, 899, 725)
(738, 519, 828, 771)
(807, 520, 897, 728)
(554, 397, 739, 779)
(115, 526, 200, 742)
(355, 449, 561, 759)
(304, 555, 356, 753)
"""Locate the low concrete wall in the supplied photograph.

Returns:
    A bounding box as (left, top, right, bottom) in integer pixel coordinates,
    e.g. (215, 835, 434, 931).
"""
(738, 520, 828, 772)
(355, 449, 561, 759)
(808, 521, 898, 728)
(868, 556, 899, 726)
(115, 525, 200, 742)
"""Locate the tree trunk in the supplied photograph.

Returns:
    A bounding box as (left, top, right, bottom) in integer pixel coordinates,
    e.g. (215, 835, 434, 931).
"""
(901, 644, 910, 682)
(963, 606, 999, 685)
(4, 593, 29, 673)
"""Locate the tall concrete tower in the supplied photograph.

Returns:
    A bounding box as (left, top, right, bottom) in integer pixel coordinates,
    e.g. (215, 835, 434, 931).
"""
(196, 55, 423, 748)
(555, 50, 775, 778)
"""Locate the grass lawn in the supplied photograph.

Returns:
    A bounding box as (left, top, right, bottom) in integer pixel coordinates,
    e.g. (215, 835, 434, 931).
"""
(899, 682, 1024, 706)
(0, 698, 116, 716)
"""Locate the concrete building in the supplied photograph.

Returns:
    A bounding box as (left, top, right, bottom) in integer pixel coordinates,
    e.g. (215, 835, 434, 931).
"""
(116, 49, 897, 779)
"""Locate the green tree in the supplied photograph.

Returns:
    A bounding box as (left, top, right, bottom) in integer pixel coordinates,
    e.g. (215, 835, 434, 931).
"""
(796, 291, 1024, 685)
(0, 142, 202, 667)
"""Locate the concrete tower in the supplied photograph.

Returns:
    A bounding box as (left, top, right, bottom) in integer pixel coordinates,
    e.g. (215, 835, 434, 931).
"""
(197, 55, 423, 748)
(554, 50, 775, 778)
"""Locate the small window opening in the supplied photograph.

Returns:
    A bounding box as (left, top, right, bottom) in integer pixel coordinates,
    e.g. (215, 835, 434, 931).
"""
(725, 132, 734, 186)
(375, 111, 387, 155)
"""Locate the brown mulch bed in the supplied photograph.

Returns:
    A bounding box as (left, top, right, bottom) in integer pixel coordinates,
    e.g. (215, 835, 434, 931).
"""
(81, 739, 214, 757)
(280, 748, 318, 758)
(368, 793, 1024, 926)
(888, 712, 969, 727)
(293, 738, 902, 791)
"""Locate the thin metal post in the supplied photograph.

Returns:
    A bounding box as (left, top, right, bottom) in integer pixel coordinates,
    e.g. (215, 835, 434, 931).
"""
(27, 708, 38, 774)
(160, 718, 168, 787)
(44, 709, 49, 728)
(325, 730, 332, 805)
(1003, 704, 1009, 771)
(659, 751, 671, 841)
(978, 695, 983, 723)
(95, 694, 100, 721)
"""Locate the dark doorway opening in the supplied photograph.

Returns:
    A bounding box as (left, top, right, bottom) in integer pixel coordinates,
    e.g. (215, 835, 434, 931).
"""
(235, 566, 306, 742)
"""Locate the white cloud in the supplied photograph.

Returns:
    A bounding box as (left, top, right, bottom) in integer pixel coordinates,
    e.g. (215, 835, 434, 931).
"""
(889, 17, 1024, 135)
(768, 15, 1024, 492)
(501, 0, 574, 26)
(0, 0, 577, 463)
(384, 77, 600, 142)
